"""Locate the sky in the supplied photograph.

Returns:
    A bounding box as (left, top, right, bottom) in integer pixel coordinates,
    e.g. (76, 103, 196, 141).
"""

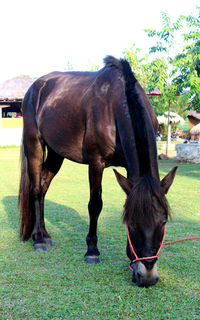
(0, 0, 199, 83)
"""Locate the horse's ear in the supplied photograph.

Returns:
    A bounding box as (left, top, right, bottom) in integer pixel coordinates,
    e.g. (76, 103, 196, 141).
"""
(113, 169, 133, 195)
(161, 166, 178, 194)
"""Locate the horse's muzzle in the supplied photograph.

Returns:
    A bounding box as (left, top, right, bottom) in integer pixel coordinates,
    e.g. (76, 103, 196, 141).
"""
(132, 261, 159, 287)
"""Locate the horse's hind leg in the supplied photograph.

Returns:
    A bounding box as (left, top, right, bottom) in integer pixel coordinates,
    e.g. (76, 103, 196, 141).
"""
(40, 146, 64, 247)
(85, 161, 104, 264)
(28, 143, 63, 250)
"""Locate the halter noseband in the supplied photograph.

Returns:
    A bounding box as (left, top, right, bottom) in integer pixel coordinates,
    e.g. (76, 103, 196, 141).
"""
(126, 223, 166, 267)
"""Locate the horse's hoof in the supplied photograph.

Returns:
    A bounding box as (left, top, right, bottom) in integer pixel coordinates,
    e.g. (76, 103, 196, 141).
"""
(34, 243, 48, 251)
(85, 255, 102, 264)
(44, 238, 53, 247)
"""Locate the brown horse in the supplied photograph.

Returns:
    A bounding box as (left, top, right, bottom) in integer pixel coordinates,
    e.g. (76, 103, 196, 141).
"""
(18, 56, 177, 287)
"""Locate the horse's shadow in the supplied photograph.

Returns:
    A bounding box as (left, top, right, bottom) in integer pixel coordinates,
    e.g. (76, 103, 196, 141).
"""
(2, 195, 127, 266)
(3, 196, 90, 255)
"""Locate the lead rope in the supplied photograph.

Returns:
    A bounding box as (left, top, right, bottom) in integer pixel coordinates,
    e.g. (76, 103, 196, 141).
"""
(126, 224, 200, 271)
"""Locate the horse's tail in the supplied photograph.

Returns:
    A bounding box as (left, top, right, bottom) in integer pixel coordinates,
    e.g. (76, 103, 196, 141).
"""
(18, 81, 46, 240)
(18, 131, 34, 240)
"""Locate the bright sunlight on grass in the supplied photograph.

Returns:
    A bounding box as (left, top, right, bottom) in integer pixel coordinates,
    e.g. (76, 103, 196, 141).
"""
(0, 147, 199, 319)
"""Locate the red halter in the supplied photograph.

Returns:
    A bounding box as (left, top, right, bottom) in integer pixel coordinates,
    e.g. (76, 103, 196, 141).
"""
(126, 223, 200, 271)
(126, 224, 166, 266)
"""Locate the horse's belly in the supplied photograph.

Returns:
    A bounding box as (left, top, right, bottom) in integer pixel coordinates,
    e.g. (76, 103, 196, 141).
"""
(54, 143, 85, 163)
(39, 124, 86, 163)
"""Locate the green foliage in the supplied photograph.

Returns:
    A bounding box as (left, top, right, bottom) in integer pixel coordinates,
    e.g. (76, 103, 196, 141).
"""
(90, 64, 101, 71)
(0, 148, 199, 319)
(123, 44, 150, 88)
(123, 44, 168, 92)
(123, 45, 180, 116)
(145, 6, 200, 111)
(148, 58, 168, 92)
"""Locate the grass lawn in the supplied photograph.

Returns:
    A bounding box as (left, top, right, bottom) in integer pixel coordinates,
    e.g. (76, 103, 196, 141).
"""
(0, 147, 199, 320)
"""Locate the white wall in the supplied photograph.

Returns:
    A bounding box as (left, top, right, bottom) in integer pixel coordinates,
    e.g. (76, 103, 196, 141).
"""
(0, 128, 22, 146)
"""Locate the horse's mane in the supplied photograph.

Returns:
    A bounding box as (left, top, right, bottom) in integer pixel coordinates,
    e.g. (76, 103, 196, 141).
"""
(123, 174, 170, 226)
(104, 56, 157, 177)
(104, 57, 166, 224)
(120, 58, 156, 176)
(103, 56, 123, 70)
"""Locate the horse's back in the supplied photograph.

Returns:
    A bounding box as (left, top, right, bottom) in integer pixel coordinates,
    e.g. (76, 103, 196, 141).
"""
(23, 68, 123, 164)
(22, 61, 157, 168)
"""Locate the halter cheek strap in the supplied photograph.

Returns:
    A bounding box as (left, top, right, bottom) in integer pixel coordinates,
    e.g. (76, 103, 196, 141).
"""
(126, 224, 166, 267)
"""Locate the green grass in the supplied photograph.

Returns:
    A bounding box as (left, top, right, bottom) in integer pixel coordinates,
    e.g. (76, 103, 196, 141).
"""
(0, 147, 199, 320)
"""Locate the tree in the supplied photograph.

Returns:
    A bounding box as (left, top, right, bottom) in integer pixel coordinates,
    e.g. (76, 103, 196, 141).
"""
(123, 45, 170, 115)
(123, 44, 187, 154)
(123, 45, 149, 88)
(145, 6, 200, 111)
(123, 45, 168, 92)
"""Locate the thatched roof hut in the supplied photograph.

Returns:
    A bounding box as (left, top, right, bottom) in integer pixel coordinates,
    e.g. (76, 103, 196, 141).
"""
(190, 123, 200, 134)
(188, 109, 200, 120)
(157, 111, 185, 125)
(0, 75, 35, 100)
(188, 109, 200, 131)
(0, 76, 35, 115)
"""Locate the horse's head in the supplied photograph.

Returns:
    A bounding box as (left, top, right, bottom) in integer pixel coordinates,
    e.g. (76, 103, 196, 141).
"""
(114, 167, 177, 287)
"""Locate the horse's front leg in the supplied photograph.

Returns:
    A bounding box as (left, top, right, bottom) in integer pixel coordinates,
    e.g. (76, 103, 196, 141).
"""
(85, 162, 104, 264)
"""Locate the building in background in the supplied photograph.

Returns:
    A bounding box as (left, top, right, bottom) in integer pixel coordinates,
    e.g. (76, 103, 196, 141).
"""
(188, 109, 200, 129)
(0, 76, 34, 146)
